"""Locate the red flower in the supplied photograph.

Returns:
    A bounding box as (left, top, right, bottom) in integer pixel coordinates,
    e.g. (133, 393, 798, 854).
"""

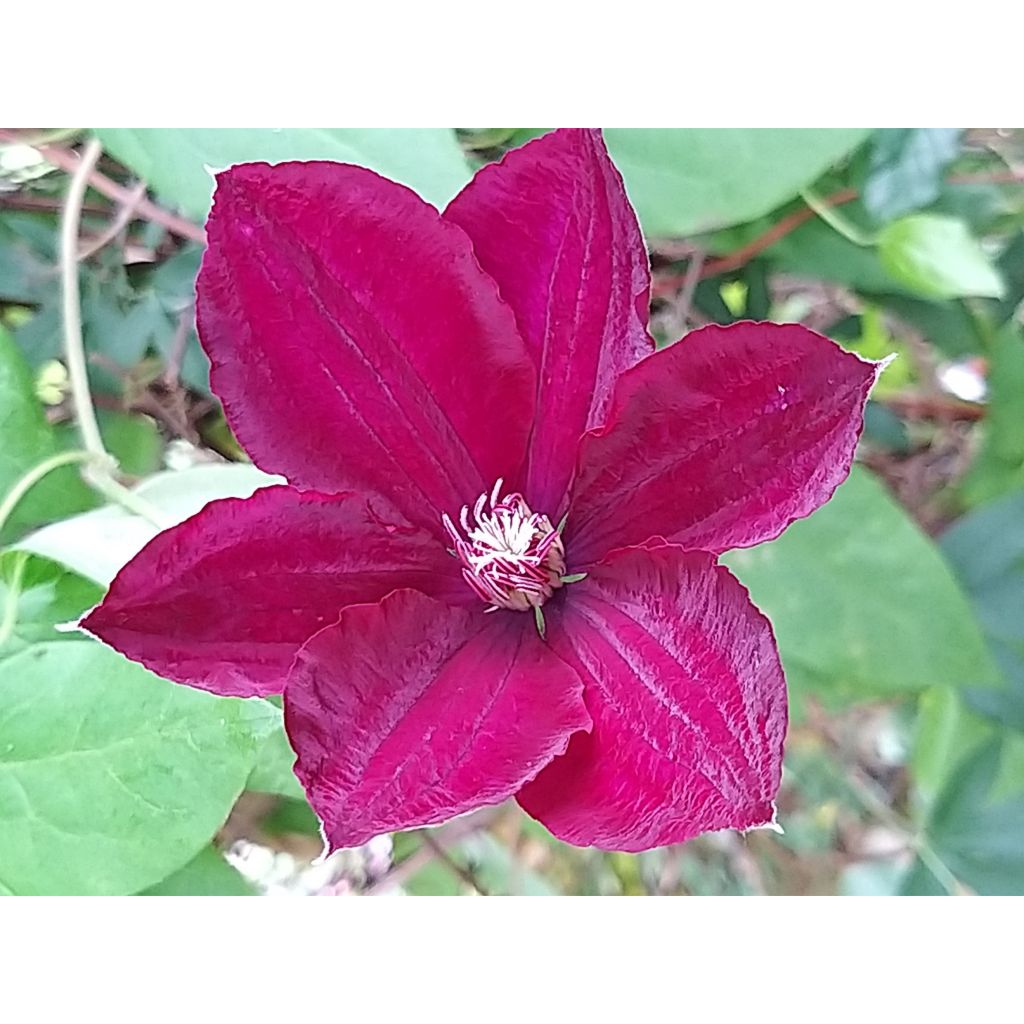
(84, 129, 880, 852)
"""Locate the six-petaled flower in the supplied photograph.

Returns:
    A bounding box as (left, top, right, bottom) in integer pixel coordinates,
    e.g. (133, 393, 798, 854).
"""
(83, 128, 881, 852)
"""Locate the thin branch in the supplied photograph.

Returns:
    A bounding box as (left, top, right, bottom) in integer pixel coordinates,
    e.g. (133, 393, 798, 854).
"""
(0, 450, 96, 536)
(76, 180, 148, 261)
(419, 831, 490, 896)
(0, 130, 206, 245)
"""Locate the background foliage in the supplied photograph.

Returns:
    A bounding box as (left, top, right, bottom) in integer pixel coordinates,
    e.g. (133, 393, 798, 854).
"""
(1, 127, 1022, 895)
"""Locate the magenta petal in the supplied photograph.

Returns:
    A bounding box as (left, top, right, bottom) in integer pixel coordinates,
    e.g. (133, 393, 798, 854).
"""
(82, 486, 465, 698)
(517, 544, 786, 851)
(284, 591, 590, 849)
(197, 162, 535, 522)
(566, 322, 881, 565)
(445, 128, 652, 514)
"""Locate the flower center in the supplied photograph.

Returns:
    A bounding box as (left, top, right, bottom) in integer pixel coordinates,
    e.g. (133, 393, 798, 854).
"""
(442, 480, 567, 612)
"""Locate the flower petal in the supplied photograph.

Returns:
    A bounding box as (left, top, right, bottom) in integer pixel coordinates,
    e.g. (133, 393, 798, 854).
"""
(82, 486, 465, 698)
(285, 591, 590, 849)
(517, 544, 786, 851)
(445, 128, 652, 514)
(566, 322, 881, 566)
(197, 162, 535, 523)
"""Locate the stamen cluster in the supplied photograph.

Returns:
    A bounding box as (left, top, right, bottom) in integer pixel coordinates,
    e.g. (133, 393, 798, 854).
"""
(443, 480, 566, 611)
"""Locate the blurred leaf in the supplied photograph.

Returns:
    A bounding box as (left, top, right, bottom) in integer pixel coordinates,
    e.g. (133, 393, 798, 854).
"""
(961, 324, 1024, 506)
(96, 129, 473, 217)
(941, 488, 1024, 727)
(905, 739, 1024, 895)
(878, 214, 1005, 299)
(0, 212, 55, 304)
(247, 707, 303, 801)
(724, 467, 1000, 713)
(601, 128, 870, 236)
(863, 401, 911, 453)
(0, 325, 94, 540)
(863, 129, 960, 222)
(140, 846, 254, 896)
(0, 550, 102, 657)
(764, 215, 920, 295)
(0, 638, 270, 894)
(875, 294, 983, 358)
(840, 306, 911, 394)
(16, 463, 282, 584)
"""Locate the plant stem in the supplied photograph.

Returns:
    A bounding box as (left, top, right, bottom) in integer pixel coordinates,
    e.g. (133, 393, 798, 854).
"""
(800, 187, 876, 247)
(0, 450, 97, 536)
(57, 138, 171, 531)
(60, 138, 106, 460)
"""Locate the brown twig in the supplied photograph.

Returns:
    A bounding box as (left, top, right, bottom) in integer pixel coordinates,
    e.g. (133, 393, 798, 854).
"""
(0, 130, 206, 245)
(76, 180, 148, 261)
(0, 194, 110, 216)
(652, 168, 1024, 296)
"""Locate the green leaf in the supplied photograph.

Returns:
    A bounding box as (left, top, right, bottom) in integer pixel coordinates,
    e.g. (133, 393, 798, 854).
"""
(0, 640, 270, 894)
(602, 128, 870, 236)
(905, 738, 1024, 895)
(16, 463, 282, 584)
(960, 324, 1024, 506)
(0, 325, 94, 540)
(878, 214, 1005, 299)
(0, 551, 102, 656)
(247, 706, 304, 801)
(762, 215, 921, 295)
(140, 846, 254, 896)
(862, 128, 960, 223)
(941, 488, 1024, 727)
(723, 467, 1000, 713)
(96, 129, 473, 217)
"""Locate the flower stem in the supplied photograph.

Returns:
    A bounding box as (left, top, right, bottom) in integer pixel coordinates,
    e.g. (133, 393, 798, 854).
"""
(57, 137, 170, 531)
(60, 138, 106, 460)
(0, 449, 96, 536)
(800, 187, 877, 248)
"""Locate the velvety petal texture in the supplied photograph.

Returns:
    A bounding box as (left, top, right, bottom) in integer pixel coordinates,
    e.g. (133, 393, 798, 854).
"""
(82, 486, 465, 698)
(446, 128, 652, 515)
(566, 322, 880, 566)
(285, 590, 590, 849)
(518, 544, 786, 851)
(197, 162, 536, 526)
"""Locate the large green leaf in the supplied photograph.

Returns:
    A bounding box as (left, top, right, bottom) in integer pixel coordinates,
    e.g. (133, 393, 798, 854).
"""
(601, 128, 870, 236)
(878, 214, 1005, 299)
(140, 846, 254, 896)
(96, 129, 473, 217)
(16, 463, 282, 584)
(723, 467, 999, 711)
(0, 639, 270, 894)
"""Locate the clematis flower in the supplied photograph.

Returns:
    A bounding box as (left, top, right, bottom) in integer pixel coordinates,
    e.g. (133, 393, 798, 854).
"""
(83, 128, 881, 852)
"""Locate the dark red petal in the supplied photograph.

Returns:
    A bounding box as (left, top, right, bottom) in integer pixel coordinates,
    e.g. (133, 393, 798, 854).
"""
(517, 544, 786, 851)
(197, 162, 535, 523)
(445, 128, 652, 515)
(82, 486, 466, 698)
(566, 322, 881, 566)
(285, 591, 590, 849)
